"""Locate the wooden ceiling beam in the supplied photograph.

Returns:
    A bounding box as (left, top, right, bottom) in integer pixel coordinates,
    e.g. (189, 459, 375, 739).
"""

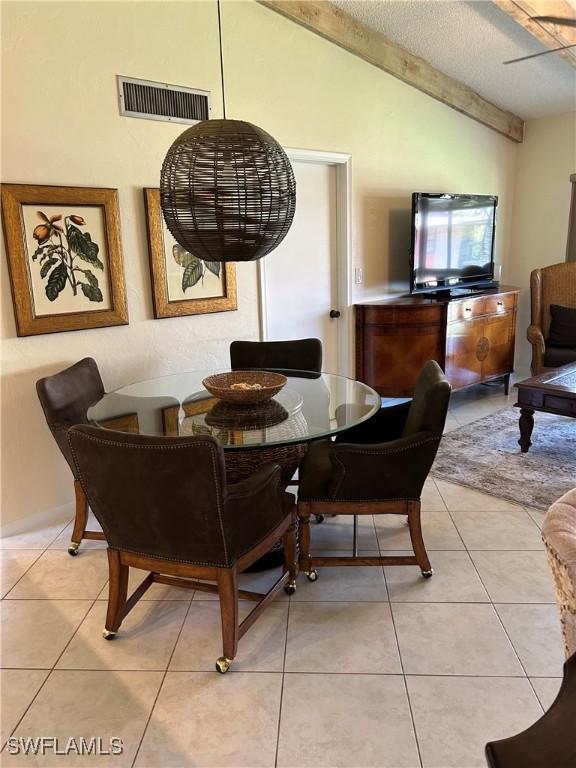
(492, 0, 576, 68)
(257, 0, 524, 143)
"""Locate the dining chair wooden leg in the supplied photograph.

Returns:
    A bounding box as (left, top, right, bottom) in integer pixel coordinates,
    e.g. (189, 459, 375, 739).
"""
(283, 514, 298, 595)
(297, 503, 317, 582)
(216, 568, 239, 673)
(69, 480, 89, 556)
(407, 501, 433, 577)
(104, 548, 129, 638)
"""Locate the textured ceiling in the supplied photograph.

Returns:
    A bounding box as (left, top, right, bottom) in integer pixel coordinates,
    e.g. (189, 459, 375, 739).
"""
(330, 0, 576, 119)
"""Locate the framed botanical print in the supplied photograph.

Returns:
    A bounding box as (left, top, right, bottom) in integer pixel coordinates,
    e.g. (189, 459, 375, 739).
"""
(144, 188, 237, 319)
(1, 184, 128, 336)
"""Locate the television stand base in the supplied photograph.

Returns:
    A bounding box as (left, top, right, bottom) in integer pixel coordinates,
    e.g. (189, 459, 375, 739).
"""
(355, 286, 519, 396)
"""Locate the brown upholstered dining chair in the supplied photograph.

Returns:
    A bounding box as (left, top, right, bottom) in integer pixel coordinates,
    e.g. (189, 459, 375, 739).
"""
(67, 425, 297, 673)
(230, 338, 322, 376)
(36, 358, 106, 555)
(297, 360, 451, 580)
(528, 262, 576, 374)
(231, 337, 323, 519)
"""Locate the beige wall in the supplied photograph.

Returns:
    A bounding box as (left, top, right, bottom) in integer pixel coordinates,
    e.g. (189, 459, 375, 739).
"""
(507, 111, 576, 375)
(1, 0, 518, 531)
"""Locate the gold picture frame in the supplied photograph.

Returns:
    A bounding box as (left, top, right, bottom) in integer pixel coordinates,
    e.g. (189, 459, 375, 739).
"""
(99, 413, 140, 434)
(144, 188, 237, 319)
(1, 184, 128, 337)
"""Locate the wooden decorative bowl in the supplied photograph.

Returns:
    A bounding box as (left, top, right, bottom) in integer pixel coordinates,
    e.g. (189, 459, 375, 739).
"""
(202, 371, 287, 404)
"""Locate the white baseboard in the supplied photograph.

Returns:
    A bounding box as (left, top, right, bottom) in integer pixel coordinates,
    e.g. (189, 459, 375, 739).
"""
(0, 501, 75, 539)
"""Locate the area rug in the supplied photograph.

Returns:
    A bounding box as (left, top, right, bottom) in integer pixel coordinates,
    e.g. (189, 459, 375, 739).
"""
(431, 408, 576, 510)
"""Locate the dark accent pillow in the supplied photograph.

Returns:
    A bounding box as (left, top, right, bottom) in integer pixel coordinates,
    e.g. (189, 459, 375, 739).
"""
(548, 304, 576, 348)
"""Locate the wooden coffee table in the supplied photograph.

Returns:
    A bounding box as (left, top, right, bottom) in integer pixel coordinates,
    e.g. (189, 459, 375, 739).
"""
(514, 363, 576, 452)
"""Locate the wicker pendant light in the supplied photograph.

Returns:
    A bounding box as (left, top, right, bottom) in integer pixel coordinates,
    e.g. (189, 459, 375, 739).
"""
(160, 119, 296, 263)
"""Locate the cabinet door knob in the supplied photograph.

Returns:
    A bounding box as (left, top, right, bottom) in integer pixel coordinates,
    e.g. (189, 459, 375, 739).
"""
(330, 309, 341, 319)
(497, 301, 503, 306)
(465, 307, 472, 312)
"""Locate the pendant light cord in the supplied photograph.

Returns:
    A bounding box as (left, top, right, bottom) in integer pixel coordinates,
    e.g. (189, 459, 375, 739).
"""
(217, 0, 227, 119)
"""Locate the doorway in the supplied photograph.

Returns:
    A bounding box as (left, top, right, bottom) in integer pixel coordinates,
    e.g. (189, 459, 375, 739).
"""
(258, 149, 352, 375)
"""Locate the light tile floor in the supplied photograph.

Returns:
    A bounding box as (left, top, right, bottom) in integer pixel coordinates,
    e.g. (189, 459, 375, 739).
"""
(0, 383, 566, 768)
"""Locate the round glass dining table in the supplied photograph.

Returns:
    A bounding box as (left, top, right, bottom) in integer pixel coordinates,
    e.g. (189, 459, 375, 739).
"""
(88, 369, 380, 480)
(87, 369, 380, 569)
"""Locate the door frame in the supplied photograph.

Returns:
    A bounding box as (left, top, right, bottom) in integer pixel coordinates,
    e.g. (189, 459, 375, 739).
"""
(257, 147, 353, 376)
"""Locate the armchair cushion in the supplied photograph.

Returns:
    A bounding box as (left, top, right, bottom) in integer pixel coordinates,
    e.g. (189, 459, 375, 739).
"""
(334, 401, 411, 445)
(543, 346, 576, 369)
(548, 304, 576, 348)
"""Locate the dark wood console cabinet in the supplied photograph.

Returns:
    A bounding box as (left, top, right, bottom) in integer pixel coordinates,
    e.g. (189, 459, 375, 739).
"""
(355, 286, 519, 397)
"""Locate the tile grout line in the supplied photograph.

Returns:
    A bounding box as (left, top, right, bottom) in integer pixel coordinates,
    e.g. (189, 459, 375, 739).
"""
(445, 506, 547, 713)
(273, 584, 292, 768)
(1, 589, 98, 753)
(131, 596, 194, 768)
(378, 515, 424, 768)
(0, 517, 74, 554)
(0, 549, 45, 599)
(1, 518, 74, 598)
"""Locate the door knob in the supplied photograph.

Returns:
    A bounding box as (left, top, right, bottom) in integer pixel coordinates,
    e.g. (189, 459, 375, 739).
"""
(330, 309, 341, 318)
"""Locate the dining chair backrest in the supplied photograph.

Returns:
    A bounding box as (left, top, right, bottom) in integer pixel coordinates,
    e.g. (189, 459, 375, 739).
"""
(230, 338, 322, 375)
(402, 360, 451, 438)
(68, 425, 230, 566)
(36, 357, 105, 476)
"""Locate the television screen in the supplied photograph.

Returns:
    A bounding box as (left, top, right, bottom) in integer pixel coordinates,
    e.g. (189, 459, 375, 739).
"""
(410, 193, 497, 294)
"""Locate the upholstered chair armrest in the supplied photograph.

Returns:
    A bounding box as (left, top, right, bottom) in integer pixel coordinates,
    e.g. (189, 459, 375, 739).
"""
(527, 324, 545, 352)
(527, 325, 546, 374)
(542, 490, 576, 658)
(224, 464, 292, 561)
(325, 431, 441, 501)
(335, 401, 412, 444)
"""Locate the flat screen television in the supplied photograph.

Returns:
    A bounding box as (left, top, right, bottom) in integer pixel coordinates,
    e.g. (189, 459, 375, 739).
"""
(410, 193, 498, 295)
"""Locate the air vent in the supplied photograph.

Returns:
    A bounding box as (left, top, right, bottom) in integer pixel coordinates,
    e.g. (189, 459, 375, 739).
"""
(117, 76, 210, 125)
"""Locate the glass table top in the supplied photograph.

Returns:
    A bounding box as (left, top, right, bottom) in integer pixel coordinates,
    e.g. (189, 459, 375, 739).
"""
(87, 369, 380, 450)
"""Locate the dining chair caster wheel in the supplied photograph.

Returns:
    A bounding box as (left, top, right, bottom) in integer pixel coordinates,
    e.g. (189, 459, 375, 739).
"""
(421, 569, 433, 579)
(306, 569, 318, 582)
(215, 657, 232, 674)
(102, 629, 116, 640)
(68, 543, 80, 556)
(284, 581, 297, 595)
(314, 515, 325, 524)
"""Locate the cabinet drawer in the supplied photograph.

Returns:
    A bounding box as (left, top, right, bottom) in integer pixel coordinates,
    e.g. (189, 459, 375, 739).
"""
(485, 293, 517, 315)
(447, 297, 486, 322)
(543, 395, 576, 415)
(361, 305, 443, 326)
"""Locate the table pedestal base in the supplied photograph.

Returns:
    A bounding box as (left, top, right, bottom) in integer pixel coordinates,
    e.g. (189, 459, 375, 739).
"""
(225, 443, 307, 488)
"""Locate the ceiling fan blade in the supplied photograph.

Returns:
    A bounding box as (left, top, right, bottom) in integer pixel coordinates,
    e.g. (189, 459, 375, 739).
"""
(530, 16, 576, 28)
(503, 42, 576, 64)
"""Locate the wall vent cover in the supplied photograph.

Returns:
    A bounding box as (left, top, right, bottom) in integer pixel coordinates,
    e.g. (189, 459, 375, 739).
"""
(117, 76, 210, 125)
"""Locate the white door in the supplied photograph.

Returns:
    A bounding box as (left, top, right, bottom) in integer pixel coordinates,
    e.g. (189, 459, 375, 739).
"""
(259, 160, 341, 373)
